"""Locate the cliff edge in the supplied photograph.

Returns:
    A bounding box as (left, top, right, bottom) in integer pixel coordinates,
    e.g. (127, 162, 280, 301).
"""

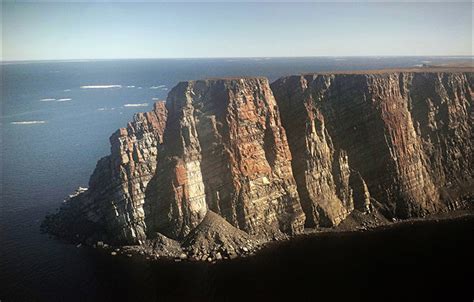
(43, 69, 474, 261)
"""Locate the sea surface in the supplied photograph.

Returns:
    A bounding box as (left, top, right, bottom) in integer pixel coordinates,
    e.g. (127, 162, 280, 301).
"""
(1, 57, 473, 301)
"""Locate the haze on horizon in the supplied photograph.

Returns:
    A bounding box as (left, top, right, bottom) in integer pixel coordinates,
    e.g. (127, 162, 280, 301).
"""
(1, 1, 472, 61)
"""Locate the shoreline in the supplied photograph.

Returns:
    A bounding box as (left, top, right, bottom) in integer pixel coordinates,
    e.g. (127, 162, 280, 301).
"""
(89, 206, 474, 264)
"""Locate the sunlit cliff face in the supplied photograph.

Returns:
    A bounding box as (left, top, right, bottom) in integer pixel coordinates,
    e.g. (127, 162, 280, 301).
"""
(43, 71, 473, 260)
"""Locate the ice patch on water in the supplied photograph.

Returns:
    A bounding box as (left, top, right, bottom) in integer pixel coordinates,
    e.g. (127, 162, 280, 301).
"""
(150, 85, 167, 89)
(80, 85, 122, 89)
(40, 98, 71, 102)
(126, 85, 135, 88)
(11, 121, 46, 125)
(123, 103, 149, 107)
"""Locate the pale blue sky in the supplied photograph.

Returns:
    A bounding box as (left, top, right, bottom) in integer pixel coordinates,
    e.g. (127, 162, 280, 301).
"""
(2, 2, 472, 61)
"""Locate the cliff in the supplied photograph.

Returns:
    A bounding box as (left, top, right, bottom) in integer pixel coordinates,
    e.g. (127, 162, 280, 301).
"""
(43, 102, 168, 244)
(271, 71, 473, 227)
(43, 69, 474, 260)
(145, 78, 305, 241)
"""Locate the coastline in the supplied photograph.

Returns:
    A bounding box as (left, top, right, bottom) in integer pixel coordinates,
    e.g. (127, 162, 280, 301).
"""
(86, 205, 474, 263)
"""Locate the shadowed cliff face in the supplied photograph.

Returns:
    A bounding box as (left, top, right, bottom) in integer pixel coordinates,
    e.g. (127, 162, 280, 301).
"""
(43, 71, 473, 248)
(271, 72, 473, 226)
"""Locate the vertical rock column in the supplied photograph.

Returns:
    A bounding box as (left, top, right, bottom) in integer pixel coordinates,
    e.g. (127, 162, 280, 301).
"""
(147, 78, 305, 239)
(271, 75, 355, 227)
(147, 83, 208, 239)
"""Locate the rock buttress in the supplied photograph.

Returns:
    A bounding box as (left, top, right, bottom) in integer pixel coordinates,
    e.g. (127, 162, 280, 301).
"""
(146, 78, 305, 239)
(43, 101, 168, 244)
(271, 72, 473, 225)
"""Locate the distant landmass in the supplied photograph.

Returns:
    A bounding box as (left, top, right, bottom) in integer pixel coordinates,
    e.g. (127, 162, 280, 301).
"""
(43, 67, 474, 262)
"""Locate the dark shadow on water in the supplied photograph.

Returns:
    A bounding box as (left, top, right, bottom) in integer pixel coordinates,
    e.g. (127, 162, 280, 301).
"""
(3, 217, 473, 302)
(94, 217, 474, 301)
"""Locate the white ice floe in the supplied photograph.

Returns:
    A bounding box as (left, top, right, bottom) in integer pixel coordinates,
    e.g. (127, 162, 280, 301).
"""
(40, 98, 56, 102)
(80, 85, 122, 89)
(150, 85, 167, 89)
(97, 107, 116, 111)
(64, 89, 71, 92)
(56, 98, 72, 102)
(126, 85, 135, 88)
(123, 103, 149, 107)
(11, 121, 46, 125)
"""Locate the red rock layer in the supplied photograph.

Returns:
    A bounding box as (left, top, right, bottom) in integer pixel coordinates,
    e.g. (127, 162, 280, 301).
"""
(146, 78, 306, 239)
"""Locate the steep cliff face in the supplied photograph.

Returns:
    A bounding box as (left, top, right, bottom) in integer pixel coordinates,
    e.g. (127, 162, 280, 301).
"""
(271, 72, 473, 227)
(408, 73, 473, 207)
(146, 78, 305, 240)
(43, 70, 473, 259)
(44, 101, 168, 244)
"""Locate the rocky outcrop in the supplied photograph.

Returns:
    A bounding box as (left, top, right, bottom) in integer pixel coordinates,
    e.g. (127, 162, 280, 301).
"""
(43, 69, 474, 261)
(145, 78, 305, 240)
(43, 101, 168, 244)
(271, 71, 473, 227)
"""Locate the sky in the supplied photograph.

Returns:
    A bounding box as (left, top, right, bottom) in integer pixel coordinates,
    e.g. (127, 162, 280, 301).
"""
(1, 1, 472, 61)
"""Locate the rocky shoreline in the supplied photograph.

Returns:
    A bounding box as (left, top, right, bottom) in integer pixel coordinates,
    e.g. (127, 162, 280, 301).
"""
(47, 205, 474, 264)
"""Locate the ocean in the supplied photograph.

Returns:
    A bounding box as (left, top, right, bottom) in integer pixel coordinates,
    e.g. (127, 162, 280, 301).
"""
(1, 57, 473, 301)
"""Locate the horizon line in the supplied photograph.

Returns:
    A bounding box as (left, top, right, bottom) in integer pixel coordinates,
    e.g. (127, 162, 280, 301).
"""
(2, 55, 473, 63)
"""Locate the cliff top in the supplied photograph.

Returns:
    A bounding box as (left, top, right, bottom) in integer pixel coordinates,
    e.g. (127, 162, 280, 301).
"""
(173, 77, 269, 87)
(170, 66, 473, 88)
(299, 65, 473, 76)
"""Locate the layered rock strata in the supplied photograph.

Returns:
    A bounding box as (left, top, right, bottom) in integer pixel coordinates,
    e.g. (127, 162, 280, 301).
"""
(271, 71, 473, 227)
(146, 78, 305, 240)
(43, 70, 473, 260)
(44, 101, 168, 244)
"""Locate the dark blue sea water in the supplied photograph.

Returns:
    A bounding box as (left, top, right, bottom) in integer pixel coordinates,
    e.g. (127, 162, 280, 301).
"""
(1, 57, 473, 301)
